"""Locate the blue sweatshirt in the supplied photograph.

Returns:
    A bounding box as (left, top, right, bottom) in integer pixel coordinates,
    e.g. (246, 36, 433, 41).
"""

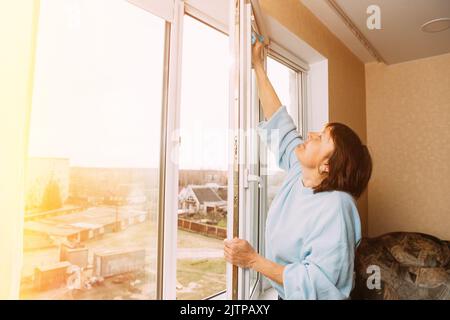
(257, 106, 361, 300)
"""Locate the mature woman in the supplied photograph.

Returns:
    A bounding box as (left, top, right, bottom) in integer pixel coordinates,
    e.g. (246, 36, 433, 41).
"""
(223, 39, 373, 300)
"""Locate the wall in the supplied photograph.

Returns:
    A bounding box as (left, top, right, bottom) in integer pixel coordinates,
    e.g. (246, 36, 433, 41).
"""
(0, 0, 40, 299)
(366, 53, 450, 240)
(259, 0, 368, 235)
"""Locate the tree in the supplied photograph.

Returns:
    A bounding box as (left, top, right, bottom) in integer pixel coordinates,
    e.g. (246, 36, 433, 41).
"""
(41, 179, 63, 211)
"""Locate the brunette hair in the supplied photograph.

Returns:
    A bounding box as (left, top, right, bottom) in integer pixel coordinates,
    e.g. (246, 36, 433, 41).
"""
(313, 123, 372, 199)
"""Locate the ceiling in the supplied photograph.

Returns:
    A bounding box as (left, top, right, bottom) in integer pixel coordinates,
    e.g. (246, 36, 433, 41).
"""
(302, 0, 450, 64)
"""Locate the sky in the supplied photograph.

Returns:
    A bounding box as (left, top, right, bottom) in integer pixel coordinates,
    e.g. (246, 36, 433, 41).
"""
(28, 0, 296, 171)
(29, 0, 164, 168)
(178, 15, 229, 170)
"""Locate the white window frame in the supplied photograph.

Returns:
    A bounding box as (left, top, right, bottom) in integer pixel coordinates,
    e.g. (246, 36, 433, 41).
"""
(236, 0, 254, 300)
(160, 0, 184, 300)
(14, 0, 173, 300)
(161, 0, 233, 300)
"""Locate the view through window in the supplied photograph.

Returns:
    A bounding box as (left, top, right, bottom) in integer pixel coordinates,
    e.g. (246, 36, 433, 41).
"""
(265, 56, 301, 206)
(176, 15, 229, 300)
(21, 0, 164, 300)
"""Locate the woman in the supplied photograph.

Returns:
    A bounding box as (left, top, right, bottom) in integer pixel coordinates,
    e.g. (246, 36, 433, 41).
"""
(223, 38, 373, 300)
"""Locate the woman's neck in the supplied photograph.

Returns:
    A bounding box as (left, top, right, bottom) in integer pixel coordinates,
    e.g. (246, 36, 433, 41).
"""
(301, 166, 325, 188)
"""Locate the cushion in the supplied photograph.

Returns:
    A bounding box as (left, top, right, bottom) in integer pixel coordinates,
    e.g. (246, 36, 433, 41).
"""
(351, 232, 450, 299)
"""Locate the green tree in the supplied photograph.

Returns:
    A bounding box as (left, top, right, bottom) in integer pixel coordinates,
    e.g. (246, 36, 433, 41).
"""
(41, 179, 62, 211)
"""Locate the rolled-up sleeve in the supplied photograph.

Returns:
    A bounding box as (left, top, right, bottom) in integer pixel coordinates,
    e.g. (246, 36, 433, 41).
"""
(282, 202, 357, 300)
(283, 242, 354, 299)
(257, 106, 302, 171)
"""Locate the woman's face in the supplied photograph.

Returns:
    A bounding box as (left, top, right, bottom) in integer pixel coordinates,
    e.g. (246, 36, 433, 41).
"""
(295, 125, 335, 171)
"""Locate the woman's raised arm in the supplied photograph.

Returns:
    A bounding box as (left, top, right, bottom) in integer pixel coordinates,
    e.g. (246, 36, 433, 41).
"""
(252, 39, 282, 120)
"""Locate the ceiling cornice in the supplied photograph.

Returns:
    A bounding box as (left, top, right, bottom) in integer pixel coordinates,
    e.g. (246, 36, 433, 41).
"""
(325, 0, 385, 63)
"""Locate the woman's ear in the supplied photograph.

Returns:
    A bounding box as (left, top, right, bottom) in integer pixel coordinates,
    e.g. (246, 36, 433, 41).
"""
(320, 163, 329, 174)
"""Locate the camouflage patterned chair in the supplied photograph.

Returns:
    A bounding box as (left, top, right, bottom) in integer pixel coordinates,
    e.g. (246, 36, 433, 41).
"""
(351, 232, 450, 299)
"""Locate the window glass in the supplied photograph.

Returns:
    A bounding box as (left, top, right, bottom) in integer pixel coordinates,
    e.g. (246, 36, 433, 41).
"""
(22, 0, 164, 300)
(265, 57, 300, 206)
(177, 15, 229, 300)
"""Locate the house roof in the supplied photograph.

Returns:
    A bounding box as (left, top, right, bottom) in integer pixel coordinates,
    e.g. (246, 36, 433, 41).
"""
(216, 187, 228, 201)
(191, 187, 222, 204)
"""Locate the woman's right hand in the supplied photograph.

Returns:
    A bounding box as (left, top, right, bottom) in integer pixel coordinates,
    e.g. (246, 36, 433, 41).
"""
(252, 36, 265, 68)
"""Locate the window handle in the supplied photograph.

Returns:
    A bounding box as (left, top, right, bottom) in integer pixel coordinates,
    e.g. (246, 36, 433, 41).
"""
(244, 169, 263, 189)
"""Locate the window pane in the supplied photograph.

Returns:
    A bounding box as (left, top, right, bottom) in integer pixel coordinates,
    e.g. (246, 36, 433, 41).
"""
(22, 0, 164, 300)
(266, 57, 299, 206)
(177, 15, 229, 300)
(267, 57, 299, 125)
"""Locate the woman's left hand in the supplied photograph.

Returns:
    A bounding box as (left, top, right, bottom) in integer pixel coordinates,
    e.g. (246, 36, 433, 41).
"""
(223, 238, 258, 269)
